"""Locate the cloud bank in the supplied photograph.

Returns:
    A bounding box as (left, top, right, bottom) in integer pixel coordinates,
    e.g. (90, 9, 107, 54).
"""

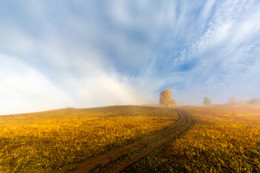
(0, 0, 260, 114)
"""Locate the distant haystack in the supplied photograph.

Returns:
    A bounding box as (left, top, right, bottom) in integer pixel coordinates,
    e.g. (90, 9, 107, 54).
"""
(203, 97, 211, 105)
(160, 88, 176, 105)
(229, 97, 236, 104)
(249, 98, 260, 104)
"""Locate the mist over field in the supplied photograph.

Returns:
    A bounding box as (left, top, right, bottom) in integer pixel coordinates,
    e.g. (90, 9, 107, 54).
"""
(1, 0, 260, 114)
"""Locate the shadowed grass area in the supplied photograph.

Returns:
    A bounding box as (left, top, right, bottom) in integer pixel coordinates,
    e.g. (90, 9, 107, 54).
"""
(132, 105, 260, 172)
(0, 106, 178, 173)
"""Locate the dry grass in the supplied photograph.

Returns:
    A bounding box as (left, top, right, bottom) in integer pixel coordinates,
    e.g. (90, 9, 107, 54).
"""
(0, 106, 177, 173)
(133, 105, 260, 172)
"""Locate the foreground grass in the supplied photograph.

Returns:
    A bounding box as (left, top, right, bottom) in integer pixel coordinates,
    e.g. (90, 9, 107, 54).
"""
(0, 106, 178, 172)
(133, 105, 260, 172)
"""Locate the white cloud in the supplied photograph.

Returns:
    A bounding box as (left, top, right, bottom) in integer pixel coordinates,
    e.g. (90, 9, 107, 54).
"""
(160, 0, 260, 104)
(0, 53, 72, 115)
(0, 25, 35, 55)
(0, 51, 159, 115)
(1, 0, 260, 112)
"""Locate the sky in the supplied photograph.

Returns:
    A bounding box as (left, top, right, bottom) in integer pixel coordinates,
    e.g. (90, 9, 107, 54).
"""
(1, 0, 260, 115)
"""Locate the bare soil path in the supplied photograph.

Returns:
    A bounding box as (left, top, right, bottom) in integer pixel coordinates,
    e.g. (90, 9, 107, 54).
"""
(68, 109, 193, 173)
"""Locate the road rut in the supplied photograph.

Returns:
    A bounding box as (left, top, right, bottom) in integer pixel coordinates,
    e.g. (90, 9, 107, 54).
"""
(69, 109, 193, 173)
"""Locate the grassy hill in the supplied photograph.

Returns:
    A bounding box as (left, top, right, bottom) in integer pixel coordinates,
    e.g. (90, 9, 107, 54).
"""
(0, 105, 259, 172)
(132, 105, 260, 172)
(0, 106, 178, 172)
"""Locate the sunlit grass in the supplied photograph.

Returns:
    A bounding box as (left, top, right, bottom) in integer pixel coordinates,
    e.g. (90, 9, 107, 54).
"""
(0, 106, 177, 172)
(134, 105, 260, 172)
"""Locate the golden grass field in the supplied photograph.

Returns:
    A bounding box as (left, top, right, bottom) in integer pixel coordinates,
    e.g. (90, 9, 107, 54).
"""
(1, 105, 259, 173)
(0, 106, 178, 173)
(133, 105, 260, 172)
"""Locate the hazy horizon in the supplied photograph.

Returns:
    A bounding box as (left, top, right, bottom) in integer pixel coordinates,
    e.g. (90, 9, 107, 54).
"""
(1, 0, 260, 115)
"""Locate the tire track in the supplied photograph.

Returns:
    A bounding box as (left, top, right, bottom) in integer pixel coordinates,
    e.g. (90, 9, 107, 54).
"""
(69, 109, 193, 173)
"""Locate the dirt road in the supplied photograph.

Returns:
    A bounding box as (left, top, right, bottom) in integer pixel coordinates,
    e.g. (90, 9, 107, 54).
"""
(69, 109, 193, 173)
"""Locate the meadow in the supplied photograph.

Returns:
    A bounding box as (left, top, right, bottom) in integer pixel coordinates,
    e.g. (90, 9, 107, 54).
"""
(0, 106, 178, 173)
(133, 105, 260, 172)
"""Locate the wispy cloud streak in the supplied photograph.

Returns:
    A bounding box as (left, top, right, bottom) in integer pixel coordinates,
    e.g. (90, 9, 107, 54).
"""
(0, 0, 260, 114)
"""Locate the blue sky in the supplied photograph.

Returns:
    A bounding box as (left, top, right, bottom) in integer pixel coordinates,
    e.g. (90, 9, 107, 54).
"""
(1, 0, 260, 114)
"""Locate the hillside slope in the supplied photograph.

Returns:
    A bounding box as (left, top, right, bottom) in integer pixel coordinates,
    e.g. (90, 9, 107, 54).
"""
(0, 106, 179, 172)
